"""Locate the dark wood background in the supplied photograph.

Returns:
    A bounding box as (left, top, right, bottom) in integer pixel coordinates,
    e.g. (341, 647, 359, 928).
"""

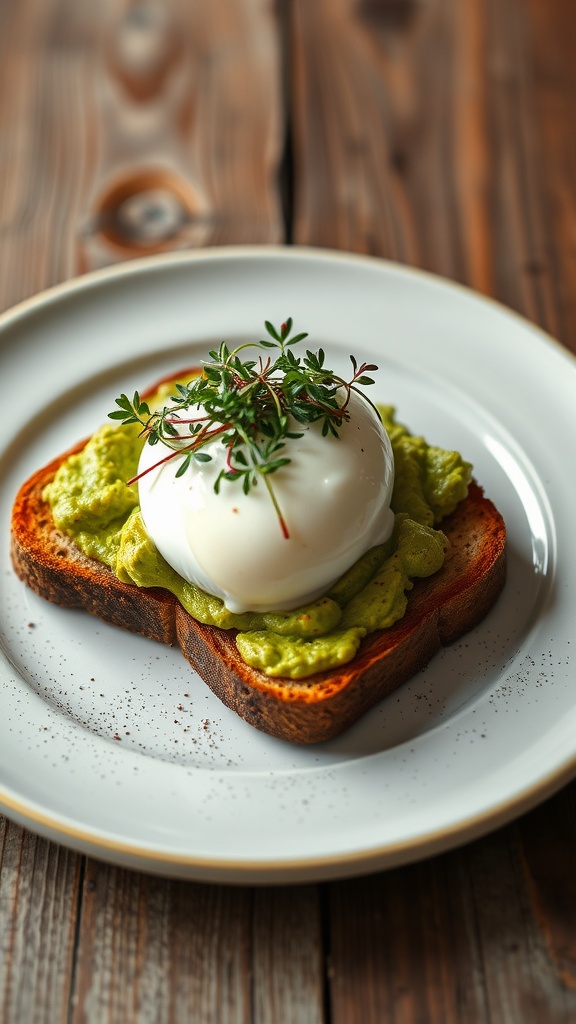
(1, 1, 575, 1021)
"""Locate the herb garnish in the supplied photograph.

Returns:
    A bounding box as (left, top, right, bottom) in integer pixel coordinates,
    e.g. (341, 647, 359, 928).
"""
(109, 319, 378, 538)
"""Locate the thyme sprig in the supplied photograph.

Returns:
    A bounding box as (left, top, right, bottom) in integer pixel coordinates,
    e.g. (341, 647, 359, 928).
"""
(109, 319, 378, 538)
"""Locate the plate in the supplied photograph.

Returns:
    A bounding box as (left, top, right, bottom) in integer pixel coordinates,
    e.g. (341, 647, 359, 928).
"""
(0, 246, 574, 883)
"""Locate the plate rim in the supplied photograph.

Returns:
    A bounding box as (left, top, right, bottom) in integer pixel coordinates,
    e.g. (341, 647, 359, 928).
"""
(0, 243, 573, 366)
(1, 753, 576, 882)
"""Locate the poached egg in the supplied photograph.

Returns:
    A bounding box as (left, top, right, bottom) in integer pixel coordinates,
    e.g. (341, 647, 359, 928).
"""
(137, 389, 395, 614)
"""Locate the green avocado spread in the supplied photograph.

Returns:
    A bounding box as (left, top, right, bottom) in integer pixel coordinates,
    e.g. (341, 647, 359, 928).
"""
(43, 389, 472, 679)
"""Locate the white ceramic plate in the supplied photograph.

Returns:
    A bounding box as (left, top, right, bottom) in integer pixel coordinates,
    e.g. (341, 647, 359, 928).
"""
(0, 247, 574, 883)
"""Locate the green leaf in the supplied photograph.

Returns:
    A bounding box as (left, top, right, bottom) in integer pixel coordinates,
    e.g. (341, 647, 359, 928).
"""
(286, 332, 308, 346)
(175, 454, 192, 478)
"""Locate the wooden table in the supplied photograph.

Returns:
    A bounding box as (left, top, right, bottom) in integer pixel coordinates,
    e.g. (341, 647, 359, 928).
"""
(1, 1, 575, 1021)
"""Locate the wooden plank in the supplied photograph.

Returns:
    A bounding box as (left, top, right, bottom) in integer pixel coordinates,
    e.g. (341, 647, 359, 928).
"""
(0, 0, 284, 307)
(480, 0, 561, 340)
(524, 0, 576, 352)
(0, 830, 325, 1024)
(290, 0, 484, 274)
(0, 817, 81, 1024)
(326, 855, 488, 1024)
(79, 0, 285, 270)
(252, 886, 325, 1024)
(327, 816, 576, 1024)
(70, 860, 252, 1024)
(289, 0, 571, 346)
(290, 0, 420, 262)
(464, 816, 576, 1022)
(68, 865, 324, 1024)
(516, 786, 576, 995)
(0, 0, 78, 306)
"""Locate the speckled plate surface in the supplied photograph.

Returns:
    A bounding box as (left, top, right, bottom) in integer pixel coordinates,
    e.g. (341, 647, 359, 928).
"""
(0, 247, 574, 883)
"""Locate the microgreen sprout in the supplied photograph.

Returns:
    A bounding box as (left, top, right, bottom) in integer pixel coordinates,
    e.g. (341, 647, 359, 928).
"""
(109, 319, 378, 538)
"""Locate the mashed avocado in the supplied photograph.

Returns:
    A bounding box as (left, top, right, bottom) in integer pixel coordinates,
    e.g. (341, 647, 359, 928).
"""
(43, 397, 471, 680)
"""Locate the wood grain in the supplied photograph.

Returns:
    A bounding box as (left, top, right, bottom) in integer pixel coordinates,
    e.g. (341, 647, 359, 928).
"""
(327, 853, 489, 1024)
(326, 812, 576, 1024)
(482, 0, 561, 341)
(1, 0, 576, 1022)
(0, 818, 80, 1024)
(71, 861, 252, 1023)
(79, 0, 285, 268)
(252, 886, 325, 1023)
(518, 786, 576, 994)
(289, 0, 575, 351)
(66, 864, 324, 1024)
(0, 0, 284, 307)
(524, 0, 576, 351)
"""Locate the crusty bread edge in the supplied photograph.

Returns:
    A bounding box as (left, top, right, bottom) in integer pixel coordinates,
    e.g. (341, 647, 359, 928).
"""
(10, 442, 181, 645)
(175, 481, 507, 742)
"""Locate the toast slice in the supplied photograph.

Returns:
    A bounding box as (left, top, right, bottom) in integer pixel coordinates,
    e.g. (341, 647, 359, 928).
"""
(11, 437, 506, 744)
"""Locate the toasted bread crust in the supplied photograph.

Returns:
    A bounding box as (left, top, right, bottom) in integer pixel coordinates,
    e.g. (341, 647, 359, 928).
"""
(10, 436, 506, 744)
(174, 481, 506, 740)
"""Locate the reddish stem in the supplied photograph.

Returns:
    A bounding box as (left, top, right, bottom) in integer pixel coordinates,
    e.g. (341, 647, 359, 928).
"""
(164, 414, 210, 425)
(128, 422, 230, 485)
(226, 441, 238, 474)
(128, 447, 184, 485)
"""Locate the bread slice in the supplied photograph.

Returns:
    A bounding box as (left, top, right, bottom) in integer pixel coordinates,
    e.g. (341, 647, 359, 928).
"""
(10, 421, 506, 745)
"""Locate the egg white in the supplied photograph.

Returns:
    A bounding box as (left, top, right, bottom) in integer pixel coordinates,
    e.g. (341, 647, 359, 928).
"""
(137, 390, 395, 614)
